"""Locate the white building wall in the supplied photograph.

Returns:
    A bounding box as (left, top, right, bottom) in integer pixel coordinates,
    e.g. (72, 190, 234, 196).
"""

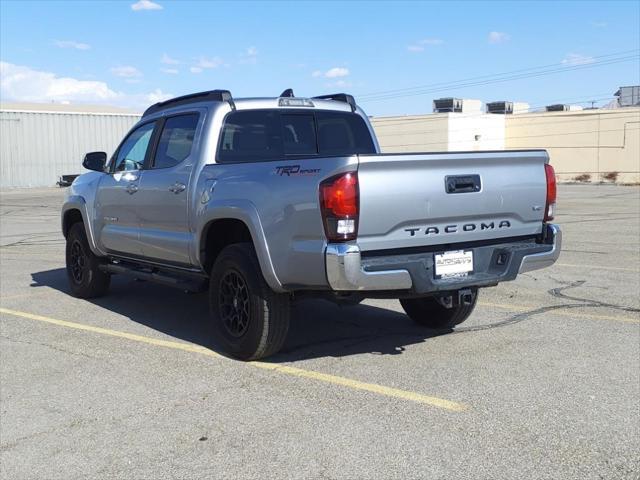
(0, 109, 141, 187)
(447, 113, 505, 151)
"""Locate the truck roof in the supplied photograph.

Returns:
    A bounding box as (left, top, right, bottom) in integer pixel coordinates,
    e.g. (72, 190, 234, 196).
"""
(142, 89, 357, 117)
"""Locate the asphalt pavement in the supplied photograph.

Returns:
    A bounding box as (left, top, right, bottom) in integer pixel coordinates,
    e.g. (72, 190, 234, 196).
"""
(1, 184, 638, 479)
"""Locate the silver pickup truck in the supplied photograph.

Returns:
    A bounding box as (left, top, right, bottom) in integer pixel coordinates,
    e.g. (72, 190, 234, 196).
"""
(61, 89, 561, 360)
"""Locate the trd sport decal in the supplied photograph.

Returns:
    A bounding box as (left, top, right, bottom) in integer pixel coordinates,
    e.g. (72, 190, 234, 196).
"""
(275, 165, 321, 176)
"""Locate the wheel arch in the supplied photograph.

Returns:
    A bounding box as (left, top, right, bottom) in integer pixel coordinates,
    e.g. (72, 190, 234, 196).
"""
(61, 196, 102, 255)
(197, 207, 284, 292)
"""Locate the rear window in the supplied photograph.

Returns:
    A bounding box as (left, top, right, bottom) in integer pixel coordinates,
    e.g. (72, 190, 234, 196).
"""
(218, 109, 375, 163)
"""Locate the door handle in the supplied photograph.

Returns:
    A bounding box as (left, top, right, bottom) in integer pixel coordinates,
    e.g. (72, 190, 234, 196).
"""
(169, 182, 187, 194)
(126, 183, 139, 194)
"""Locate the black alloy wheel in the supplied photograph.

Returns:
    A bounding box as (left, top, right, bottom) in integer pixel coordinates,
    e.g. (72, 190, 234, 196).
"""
(218, 270, 251, 337)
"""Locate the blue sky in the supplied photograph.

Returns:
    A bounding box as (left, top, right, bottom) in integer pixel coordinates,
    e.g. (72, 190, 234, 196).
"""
(1, 0, 638, 116)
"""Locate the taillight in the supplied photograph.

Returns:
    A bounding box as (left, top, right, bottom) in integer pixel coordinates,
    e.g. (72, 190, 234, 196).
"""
(320, 172, 359, 242)
(544, 163, 556, 221)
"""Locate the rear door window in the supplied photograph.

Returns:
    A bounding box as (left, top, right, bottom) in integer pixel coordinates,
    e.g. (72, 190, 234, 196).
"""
(151, 113, 199, 169)
(218, 110, 283, 163)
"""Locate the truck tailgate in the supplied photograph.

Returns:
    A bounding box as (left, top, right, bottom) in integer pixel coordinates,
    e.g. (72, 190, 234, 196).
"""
(356, 150, 549, 251)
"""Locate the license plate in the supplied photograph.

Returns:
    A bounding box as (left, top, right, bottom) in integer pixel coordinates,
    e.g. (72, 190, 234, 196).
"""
(434, 250, 473, 278)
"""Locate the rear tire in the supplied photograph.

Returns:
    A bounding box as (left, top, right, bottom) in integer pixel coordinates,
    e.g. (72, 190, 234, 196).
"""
(209, 243, 290, 361)
(65, 222, 110, 298)
(400, 289, 478, 329)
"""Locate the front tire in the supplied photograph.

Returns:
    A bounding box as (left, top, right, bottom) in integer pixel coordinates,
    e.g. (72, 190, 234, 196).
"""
(65, 222, 110, 298)
(209, 243, 290, 361)
(400, 289, 478, 329)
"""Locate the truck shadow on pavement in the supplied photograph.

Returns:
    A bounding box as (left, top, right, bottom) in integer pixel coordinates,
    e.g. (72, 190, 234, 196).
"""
(31, 268, 443, 362)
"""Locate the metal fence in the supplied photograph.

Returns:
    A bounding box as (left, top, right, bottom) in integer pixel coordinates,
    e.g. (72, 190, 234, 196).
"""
(0, 108, 141, 188)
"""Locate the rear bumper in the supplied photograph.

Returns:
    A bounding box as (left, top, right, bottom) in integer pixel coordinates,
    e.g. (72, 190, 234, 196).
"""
(326, 224, 561, 292)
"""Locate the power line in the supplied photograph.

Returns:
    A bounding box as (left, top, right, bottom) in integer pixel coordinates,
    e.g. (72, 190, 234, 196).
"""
(357, 49, 639, 100)
(359, 55, 638, 103)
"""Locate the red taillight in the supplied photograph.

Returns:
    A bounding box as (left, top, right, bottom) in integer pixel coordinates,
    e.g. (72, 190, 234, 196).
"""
(320, 172, 359, 242)
(544, 163, 556, 221)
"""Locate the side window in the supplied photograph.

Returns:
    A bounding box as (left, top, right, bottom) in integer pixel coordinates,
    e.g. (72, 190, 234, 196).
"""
(281, 114, 316, 155)
(113, 122, 156, 172)
(151, 114, 199, 169)
(218, 110, 283, 163)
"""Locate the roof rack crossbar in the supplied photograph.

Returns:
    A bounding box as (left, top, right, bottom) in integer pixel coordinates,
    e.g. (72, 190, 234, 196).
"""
(143, 89, 234, 117)
(312, 93, 357, 112)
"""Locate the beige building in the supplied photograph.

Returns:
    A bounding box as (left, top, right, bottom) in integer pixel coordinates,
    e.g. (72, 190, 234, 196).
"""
(372, 107, 640, 184)
(0, 100, 638, 187)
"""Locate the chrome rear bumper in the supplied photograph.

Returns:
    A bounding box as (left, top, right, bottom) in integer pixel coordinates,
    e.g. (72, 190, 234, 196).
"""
(325, 224, 561, 292)
(518, 224, 562, 273)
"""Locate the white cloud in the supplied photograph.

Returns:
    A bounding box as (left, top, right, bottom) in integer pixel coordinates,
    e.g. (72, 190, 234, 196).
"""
(160, 68, 179, 74)
(146, 88, 172, 103)
(407, 45, 424, 52)
(325, 67, 349, 78)
(197, 57, 223, 68)
(0, 61, 119, 103)
(190, 56, 223, 73)
(161, 53, 179, 65)
(562, 53, 595, 66)
(246, 46, 258, 56)
(488, 31, 510, 44)
(110, 65, 143, 78)
(54, 40, 91, 50)
(131, 0, 162, 11)
(313, 67, 349, 79)
(0, 61, 176, 111)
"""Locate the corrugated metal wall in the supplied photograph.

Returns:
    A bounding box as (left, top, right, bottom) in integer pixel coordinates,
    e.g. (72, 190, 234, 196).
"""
(0, 110, 141, 187)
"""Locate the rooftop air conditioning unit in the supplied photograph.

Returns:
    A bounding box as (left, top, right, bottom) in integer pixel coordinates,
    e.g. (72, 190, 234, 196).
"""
(615, 86, 640, 107)
(433, 98, 482, 113)
(433, 98, 463, 113)
(545, 104, 583, 112)
(486, 101, 513, 114)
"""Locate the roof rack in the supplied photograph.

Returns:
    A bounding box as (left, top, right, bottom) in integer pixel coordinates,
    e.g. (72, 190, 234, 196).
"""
(313, 93, 357, 112)
(143, 89, 234, 117)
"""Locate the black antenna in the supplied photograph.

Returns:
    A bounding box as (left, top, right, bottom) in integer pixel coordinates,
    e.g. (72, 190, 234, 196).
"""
(280, 89, 295, 98)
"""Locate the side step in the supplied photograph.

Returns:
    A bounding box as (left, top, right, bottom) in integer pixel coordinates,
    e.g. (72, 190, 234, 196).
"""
(99, 261, 207, 293)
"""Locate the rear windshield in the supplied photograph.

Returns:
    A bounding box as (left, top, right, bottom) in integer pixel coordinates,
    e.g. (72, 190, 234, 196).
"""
(217, 109, 376, 163)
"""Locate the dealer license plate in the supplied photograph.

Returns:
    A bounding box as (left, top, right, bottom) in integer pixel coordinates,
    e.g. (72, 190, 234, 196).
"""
(434, 250, 474, 278)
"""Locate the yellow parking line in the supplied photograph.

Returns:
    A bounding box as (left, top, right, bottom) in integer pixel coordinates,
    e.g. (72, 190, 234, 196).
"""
(0, 307, 467, 412)
(478, 302, 640, 324)
(556, 263, 639, 273)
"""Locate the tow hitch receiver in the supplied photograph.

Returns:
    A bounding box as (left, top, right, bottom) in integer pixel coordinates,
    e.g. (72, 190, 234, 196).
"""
(436, 288, 474, 309)
(458, 288, 474, 306)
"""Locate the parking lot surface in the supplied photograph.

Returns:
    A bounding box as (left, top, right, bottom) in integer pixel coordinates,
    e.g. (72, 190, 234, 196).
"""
(1, 184, 639, 479)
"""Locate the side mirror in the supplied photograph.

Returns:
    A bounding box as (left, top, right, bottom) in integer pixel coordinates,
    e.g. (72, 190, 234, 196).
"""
(82, 151, 107, 172)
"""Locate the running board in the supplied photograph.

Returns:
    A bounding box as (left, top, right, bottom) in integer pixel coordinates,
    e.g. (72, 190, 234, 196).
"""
(99, 262, 207, 293)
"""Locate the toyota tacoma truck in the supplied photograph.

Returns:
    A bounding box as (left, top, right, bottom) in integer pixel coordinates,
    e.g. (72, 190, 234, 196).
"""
(62, 89, 561, 360)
